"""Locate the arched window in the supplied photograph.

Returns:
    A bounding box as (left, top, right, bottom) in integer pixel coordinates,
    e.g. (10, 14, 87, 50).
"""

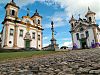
(80, 27, 84, 32)
(85, 31, 89, 38)
(71, 23, 73, 27)
(10, 10, 15, 16)
(89, 17, 92, 22)
(33, 20, 34, 23)
(76, 33, 79, 40)
(38, 19, 40, 24)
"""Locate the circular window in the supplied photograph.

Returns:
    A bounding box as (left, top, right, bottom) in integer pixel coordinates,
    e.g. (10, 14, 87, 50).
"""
(9, 41, 12, 44)
(39, 45, 40, 47)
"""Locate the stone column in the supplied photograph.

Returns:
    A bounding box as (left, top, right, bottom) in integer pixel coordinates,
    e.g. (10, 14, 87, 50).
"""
(93, 27, 99, 48)
(4, 24, 9, 47)
(13, 25, 18, 48)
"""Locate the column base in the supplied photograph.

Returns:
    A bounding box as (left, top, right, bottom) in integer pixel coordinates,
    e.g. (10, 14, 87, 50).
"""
(13, 44, 17, 47)
(3, 45, 8, 48)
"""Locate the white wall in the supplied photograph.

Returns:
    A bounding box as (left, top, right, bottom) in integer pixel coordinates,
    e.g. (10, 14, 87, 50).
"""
(38, 31, 42, 49)
(73, 33, 81, 48)
(17, 25, 27, 48)
(87, 28, 95, 48)
(29, 29, 37, 48)
(8, 25, 14, 47)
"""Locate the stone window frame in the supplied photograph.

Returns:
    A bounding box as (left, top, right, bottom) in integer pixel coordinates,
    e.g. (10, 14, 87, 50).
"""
(85, 31, 89, 38)
(32, 32, 35, 39)
(76, 33, 79, 40)
(19, 29, 23, 37)
(10, 10, 15, 16)
(38, 35, 40, 40)
(38, 19, 40, 24)
(89, 17, 92, 22)
(10, 28, 14, 36)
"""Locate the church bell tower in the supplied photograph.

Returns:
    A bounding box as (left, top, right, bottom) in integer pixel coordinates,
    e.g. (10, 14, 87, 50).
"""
(5, 0, 19, 19)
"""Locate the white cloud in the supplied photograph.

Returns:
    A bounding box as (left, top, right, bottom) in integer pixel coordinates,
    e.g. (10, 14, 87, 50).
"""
(62, 38, 72, 41)
(0, 0, 35, 7)
(43, 43, 49, 47)
(63, 41, 72, 47)
(42, 0, 100, 20)
(43, 11, 68, 28)
(43, 36, 49, 40)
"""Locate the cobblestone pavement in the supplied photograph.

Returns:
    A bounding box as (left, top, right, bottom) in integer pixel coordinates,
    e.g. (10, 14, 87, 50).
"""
(0, 49, 100, 75)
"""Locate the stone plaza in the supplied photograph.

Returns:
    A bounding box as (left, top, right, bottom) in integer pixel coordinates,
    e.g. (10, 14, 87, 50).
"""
(0, 48, 100, 75)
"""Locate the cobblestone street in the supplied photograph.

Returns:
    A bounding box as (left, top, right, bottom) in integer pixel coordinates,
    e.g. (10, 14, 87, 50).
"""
(0, 49, 100, 75)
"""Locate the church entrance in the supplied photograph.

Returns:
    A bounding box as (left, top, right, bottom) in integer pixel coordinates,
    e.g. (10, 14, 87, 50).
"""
(25, 40, 30, 48)
(80, 38, 87, 49)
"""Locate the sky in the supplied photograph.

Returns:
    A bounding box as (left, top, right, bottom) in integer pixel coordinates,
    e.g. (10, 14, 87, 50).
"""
(0, 0, 100, 48)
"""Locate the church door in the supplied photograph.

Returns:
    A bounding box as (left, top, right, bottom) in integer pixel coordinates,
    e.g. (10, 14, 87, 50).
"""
(25, 40, 30, 48)
(80, 38, 87, 49)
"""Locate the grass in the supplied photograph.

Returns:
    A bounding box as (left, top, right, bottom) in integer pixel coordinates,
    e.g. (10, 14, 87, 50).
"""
(0, 51, 57, 61)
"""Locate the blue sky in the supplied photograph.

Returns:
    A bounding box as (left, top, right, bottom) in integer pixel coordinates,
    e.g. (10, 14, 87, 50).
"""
(0, 0, 100, 47)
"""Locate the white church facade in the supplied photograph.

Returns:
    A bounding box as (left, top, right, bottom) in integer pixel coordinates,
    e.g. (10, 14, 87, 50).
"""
(1, 0, 43, 49)
(69, 7, 100, 49)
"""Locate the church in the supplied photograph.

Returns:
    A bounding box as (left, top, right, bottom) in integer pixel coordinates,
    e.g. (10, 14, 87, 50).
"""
(1, 0, 43, 49)
(69, 7, 100, 49)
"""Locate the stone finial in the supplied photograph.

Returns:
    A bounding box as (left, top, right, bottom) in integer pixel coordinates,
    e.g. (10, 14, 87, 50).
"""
(88, 6, 90, 11)
(27, 8, 30, 16)
(51, 21, 54, 25)
(36, 9, 38, 13)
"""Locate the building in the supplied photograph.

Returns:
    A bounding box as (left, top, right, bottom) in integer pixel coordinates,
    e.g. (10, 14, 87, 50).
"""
(1, 0, 43, 49)
(69, 7, 100, 49)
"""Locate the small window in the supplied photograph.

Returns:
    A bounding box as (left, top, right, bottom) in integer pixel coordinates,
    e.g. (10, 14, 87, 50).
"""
(80, 27, 84, 32)
(9, 41, 12, 44)
(38, 35, 40, 40)
(10, 29, 14, 36)
(38, 19, 40, 24)
(76, 33, 79, 40)
(39, 45, 40, 47)
(33, 20, 34, 23)
(0, 38, 1, 42)
(89, 17, 92, 22)
(71, 23, 73, 27)
(32, 32, 35, 39)
(86, 31, 89, 38)
(19, 30, 23, 37)
(10, 10, 15, 16)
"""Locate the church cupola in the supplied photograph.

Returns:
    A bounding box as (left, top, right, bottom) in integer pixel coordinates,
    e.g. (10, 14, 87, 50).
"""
(85, 7, 96, 24)
(69, 15, 76, 28)
(5, 0, 19, 18)
(31, 9, 42, 25)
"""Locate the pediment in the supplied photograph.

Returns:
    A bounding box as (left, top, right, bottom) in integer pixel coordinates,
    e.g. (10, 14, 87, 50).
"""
(24, 32, 32, 41)
(22, 16, 33, 25)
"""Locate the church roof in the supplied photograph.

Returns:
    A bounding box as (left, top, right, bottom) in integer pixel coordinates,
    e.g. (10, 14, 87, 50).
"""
(31, 9, 42, 18)
(85, 7, 95, 17)
(5, 0, 19, 9)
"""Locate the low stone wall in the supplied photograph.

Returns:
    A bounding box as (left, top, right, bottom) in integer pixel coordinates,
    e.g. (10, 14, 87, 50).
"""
(0, 49, 100, 75)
